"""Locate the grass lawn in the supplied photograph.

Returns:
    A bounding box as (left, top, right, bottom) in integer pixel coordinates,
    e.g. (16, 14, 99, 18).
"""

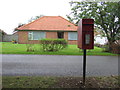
(2, 76, 119, 88)
(1, 42, 117, 56)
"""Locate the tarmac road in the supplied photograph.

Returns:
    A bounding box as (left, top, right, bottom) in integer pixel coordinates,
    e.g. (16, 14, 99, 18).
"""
(2, 54, 118, 76)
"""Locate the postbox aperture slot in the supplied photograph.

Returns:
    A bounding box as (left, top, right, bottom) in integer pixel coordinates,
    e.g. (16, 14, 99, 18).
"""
(85, 34, 90, 45)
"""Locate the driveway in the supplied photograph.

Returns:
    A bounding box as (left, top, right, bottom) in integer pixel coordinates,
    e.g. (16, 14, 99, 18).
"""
(2, 54, 118, 76)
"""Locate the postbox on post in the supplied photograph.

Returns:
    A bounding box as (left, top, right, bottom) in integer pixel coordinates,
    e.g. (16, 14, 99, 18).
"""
(77, 19, 94, 85)
(78, 19, 94, 49)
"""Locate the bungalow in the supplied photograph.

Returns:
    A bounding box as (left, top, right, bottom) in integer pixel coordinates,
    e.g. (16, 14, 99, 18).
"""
(16, 16, 78, 44)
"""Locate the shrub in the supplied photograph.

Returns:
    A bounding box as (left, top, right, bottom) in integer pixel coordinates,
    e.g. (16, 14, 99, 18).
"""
(26, 44, 35, 52)
(102, 44, 109, 52)
(40, 39, 68, 52)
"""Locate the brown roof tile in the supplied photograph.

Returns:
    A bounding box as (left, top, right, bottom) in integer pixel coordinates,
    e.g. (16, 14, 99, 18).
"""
(17, 16, 77, 31)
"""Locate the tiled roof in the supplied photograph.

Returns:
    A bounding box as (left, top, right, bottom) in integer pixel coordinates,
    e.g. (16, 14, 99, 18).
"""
(17, 16, 77, 31)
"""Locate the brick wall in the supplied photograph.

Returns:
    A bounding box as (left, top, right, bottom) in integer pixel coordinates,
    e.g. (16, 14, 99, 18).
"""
(18, 31, 77, 44)
(68, 40, 77, 45)
(64, 32, 68, 40)
(18, 31, 28, 44)
(46, 32, 57, 39)
(18, 31, 40, 44)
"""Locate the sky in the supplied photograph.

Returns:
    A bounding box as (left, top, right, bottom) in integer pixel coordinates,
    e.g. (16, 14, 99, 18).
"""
(0, 0, 73, 34)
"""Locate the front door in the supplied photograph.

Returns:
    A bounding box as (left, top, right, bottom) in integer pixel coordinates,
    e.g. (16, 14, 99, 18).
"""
(57, 32, 64, 39)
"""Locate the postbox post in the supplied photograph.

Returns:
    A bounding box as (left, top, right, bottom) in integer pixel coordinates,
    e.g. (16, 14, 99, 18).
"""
(77, 19, 94, 86)
(83, 49, 86, 84)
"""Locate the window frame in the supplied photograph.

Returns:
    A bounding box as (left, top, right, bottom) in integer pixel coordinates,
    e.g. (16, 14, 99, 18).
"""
(68, 32, 77, 40)
(28, 32, 33, 40)
(28, 31, 45, 40)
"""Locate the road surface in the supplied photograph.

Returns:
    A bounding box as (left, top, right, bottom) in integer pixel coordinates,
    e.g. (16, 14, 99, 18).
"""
(2, 54, 118, 76)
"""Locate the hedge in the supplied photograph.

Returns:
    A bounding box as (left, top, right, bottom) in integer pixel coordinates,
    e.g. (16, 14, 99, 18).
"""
(41, 39, 68, 52)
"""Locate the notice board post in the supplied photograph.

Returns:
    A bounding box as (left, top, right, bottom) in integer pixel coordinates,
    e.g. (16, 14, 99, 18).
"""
(77, 19, 94, 85)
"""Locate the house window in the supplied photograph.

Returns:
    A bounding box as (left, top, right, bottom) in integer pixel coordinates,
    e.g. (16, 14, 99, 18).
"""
(68, 32, 77, 40)
(28, 31, 45, 40)
(57, 32, 64, 39)
(28, 32, 33, 40)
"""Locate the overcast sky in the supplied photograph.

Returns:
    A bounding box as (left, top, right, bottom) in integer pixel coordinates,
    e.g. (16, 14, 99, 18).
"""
(0, 0, 73, 34)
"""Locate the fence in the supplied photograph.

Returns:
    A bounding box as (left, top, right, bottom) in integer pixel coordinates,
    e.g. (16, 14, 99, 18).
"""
(111, 40, 120, 54)
(3, 34, 18, 42)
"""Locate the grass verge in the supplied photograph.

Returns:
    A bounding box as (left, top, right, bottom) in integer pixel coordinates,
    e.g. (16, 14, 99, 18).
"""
(2, 76, 119, 88)
(1, 42, 117, 56)
(2, 76, 56, 88)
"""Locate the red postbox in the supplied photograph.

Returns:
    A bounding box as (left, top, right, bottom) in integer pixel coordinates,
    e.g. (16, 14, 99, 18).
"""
(78, 19, 94, 49)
